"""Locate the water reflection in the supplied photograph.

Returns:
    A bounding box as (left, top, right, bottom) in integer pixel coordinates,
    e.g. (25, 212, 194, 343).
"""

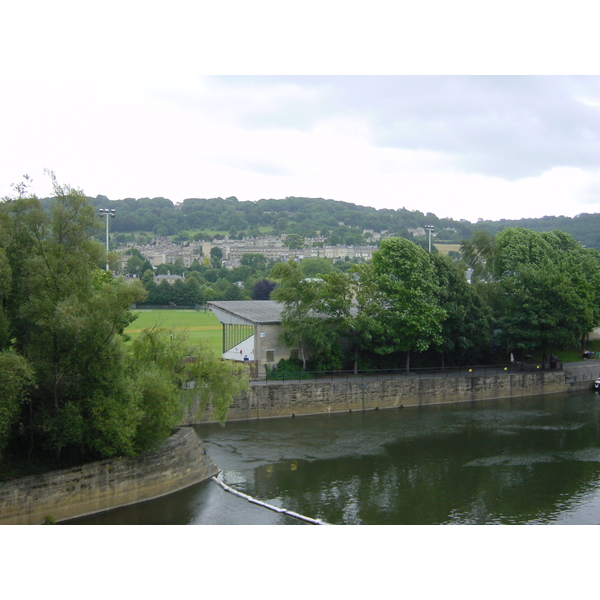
(67, 392, 600, 525)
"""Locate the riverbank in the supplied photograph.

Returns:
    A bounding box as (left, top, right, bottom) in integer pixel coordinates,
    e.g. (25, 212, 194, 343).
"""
(0, 428, 218, 525)
(189, 363, 600, 423)
(5, 364, 599, 524)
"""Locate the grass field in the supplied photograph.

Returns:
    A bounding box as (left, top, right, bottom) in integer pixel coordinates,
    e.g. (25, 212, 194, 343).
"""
(126, 309, 222, 355)
(434, 243, 462, 256)
(125, 309, 598, 365)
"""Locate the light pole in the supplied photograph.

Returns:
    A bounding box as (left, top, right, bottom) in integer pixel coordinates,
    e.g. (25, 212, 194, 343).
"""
(424, 225, 434, 253)
(99, 208, 116, 270)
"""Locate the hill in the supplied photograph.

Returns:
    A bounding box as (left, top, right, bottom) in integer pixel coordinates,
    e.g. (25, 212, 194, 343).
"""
(57, 194, 600, 249)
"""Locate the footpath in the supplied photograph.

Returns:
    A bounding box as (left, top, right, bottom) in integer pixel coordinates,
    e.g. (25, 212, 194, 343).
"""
(562, 360, 600, 385)
(252, 363, 557, 386)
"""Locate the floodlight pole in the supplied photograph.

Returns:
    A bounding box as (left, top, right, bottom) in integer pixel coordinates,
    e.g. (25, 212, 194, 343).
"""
(424, 225, 434, 253)
(99, 208, 116, 270)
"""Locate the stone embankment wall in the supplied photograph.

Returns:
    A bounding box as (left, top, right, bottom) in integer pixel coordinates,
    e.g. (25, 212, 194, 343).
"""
(0, 427, 217, 525)
(193, 369, 595, 423)
(563, 361, 600, 385)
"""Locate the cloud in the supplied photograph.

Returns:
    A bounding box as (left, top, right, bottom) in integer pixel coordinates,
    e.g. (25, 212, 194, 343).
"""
(195, 76, 600, 181)
(217, 156, 297, 177)
(576, 178, 600, 207)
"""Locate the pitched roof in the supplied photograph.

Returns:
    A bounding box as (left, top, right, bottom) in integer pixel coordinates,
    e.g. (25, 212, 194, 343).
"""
(207, 300, 283, 325)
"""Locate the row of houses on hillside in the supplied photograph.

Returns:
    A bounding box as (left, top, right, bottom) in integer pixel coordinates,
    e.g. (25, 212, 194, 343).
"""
(118, 234, 380, 270)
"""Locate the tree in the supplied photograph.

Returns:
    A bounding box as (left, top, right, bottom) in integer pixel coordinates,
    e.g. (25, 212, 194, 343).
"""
(125, 329, 249, 449)
(125, 254, 146, 277)
(0, 178, 147, 460)
(497, 267, 586, 364)
(0, 176, 250, 467)
(460, 230, 496, 282)
(210, 247, 223, 269)
(311, 271, 357, 371)
(299, 257, 336, 278)
(141, 268, 155, 286)
(251, 279, 277, 300)
(271, 260, 325, 368)
(428, 253, 493, 367)
(284, 233, 304, 249)
(355, 237, 446, 372)
(240, 253, 268, 272)
(0, 351, 35, 460)
(491, 228, 600, 363)
(271, 262, 353, 371)
(171, 279, 187, 304)
(184, 276, 204, 304)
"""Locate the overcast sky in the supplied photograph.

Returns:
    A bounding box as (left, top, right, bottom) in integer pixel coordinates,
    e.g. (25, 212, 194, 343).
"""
(2, 2, 600, 223)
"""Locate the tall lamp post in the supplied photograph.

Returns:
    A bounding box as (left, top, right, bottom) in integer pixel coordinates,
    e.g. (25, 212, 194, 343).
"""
(424, 225, 434, 253)
(99, 208, 116, 270)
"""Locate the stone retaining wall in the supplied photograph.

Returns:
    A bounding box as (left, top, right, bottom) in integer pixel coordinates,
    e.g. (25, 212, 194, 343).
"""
(193, 370, 594, 423)
(0, 427, 217, 525)
(563, 361, 600, 384)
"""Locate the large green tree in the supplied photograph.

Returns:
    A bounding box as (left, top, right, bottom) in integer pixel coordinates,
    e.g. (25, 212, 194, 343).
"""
(492, 228, 600, 362)
(355, 237, 446, 372)
(0, 177, 248, 466)
(428, 253, 493, 367)
(0, 351, 35, 461)
(271, 260, 326, 369)
(0, 179, 146, 460)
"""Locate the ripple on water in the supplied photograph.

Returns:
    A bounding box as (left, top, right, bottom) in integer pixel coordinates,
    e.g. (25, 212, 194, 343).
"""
(559, 448, 600, 462)
(464, 453, 560, 467)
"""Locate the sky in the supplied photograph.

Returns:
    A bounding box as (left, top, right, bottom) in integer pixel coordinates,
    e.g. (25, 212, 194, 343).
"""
(2, 2, 600, 223)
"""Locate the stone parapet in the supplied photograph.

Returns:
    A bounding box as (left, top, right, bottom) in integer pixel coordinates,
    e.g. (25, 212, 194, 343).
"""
(0, 428, 217, 525)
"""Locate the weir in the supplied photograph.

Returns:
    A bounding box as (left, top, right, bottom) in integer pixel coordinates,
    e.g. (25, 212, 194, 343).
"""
(211, 473, 328, 525)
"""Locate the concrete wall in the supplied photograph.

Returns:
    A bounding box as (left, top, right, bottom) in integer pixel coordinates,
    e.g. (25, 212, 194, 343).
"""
(0, 427, 218, 525)
(194, 370, 595, 423)
(255, 322, 291, 374)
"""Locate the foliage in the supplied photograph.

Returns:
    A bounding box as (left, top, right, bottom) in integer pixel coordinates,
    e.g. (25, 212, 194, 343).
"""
(0, 351, 35, 460)
(354, 237, 446, 371)
(77, 192, 600, 254)
(210, 246, 223, 269)
(428, 253, 493, 366)
(461, 227, 600, 362)
(265, 357, 313, 380)
(492, 228, 600, 359)
(251, 279, 277, 300)
(460, 230, 496, 282)
(126, 328, 248, 436)
(271, 260, 325, 368)
(298, 257, 336, 278)
(284, 233, 304, 249)
(0, 178, 249, 470)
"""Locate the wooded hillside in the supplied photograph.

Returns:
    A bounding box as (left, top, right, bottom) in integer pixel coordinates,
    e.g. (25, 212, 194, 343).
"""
(72, 195, 599, 249)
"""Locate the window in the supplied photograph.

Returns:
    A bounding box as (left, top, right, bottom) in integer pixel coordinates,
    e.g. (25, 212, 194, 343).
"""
(290, 348, 299, 360)
(266, 350, 275, 362)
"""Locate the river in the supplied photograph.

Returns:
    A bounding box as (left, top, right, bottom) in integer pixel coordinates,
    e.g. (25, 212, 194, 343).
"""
(65, 390, 600, 525)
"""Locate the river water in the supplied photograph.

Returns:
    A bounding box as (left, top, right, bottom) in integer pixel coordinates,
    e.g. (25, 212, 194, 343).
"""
(66, 390, 600, 525)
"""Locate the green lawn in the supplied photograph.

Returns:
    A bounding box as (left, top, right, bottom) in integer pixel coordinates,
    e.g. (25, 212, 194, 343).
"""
(433, 243, 461, 256)
(126, 309, 222, 355)
(515, 339, 600, 364)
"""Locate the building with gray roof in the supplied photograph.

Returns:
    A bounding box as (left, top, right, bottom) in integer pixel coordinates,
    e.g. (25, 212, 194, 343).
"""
(208, 301, 291, 377)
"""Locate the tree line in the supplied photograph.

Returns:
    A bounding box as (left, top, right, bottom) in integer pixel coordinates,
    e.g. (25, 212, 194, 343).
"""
(268, 230, 600, 374)
(79, 193, 600, 250)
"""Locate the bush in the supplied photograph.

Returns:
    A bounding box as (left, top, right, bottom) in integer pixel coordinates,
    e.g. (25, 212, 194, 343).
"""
(265, 357, 312, 380)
